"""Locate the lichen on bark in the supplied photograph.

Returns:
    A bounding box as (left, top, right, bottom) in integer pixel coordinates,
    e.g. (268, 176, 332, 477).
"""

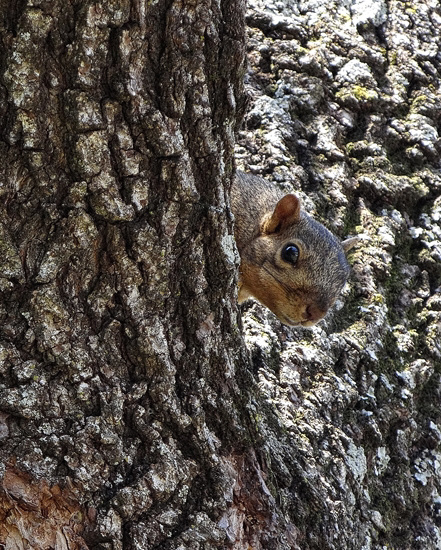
(237, 0, 441, 548)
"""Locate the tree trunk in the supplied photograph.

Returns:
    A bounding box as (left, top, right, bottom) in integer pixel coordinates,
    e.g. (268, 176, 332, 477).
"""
(1, 0, 441, 549)
(235, 0, 441, 549)
(0, 1, 259, 548)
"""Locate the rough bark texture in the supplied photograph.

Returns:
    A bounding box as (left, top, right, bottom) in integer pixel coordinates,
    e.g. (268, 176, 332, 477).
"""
(0, 1, 252, 548)
(236, 0, 441, 549)
(1, 0, 441, 550)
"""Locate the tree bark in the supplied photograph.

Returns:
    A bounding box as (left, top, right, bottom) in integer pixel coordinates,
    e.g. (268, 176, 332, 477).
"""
(236, 0, 441, 549)
(1, 0, 441, 549)
(0, 1, 259, 548)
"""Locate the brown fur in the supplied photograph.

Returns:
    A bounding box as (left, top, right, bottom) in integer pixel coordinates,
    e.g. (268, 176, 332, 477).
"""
(231, 171, 353, 326)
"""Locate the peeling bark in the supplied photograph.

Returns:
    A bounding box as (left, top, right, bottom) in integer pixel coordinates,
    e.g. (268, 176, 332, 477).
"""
(1, 463, 92, 549)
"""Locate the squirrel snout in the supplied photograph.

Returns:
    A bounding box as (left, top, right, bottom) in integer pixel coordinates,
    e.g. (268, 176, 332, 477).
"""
(303, 303, 327, 323)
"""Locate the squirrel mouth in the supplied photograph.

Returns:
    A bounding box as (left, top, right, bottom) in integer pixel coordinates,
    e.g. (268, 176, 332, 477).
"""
(278, 313, 321, 327)
(277, 313, 301, 326)
(301, 319, 320, 327)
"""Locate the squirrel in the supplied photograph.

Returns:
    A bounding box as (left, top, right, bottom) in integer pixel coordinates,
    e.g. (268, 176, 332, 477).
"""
(231, 171, 357, 327)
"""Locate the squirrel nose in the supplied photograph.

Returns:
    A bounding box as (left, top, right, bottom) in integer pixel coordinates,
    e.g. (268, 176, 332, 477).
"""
(304, 303, 326, 322)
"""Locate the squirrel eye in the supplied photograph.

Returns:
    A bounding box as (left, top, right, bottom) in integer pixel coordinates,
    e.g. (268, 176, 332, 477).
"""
(281, 244, 299, 265)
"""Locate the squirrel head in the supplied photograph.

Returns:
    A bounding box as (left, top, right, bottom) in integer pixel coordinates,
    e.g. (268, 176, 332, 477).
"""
(238, 193, 354, 327)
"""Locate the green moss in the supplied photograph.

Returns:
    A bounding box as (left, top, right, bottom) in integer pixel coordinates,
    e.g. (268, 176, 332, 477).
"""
(410, 95, 428, 112)
(336, 86, 379, 108)
(352, 86, 378, 101)
(372, 294, 385, 304)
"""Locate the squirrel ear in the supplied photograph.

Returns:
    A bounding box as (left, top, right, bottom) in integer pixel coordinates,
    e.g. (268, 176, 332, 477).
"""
(341, 236, 360, 252)
(261, 194, 301, 234)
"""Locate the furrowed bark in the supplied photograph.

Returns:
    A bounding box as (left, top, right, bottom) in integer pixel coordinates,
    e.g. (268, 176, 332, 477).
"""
(0, 1, 272, 548)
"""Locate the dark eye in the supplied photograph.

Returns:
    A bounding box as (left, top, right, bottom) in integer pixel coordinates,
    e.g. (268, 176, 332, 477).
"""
(281, 244, 299, 265)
